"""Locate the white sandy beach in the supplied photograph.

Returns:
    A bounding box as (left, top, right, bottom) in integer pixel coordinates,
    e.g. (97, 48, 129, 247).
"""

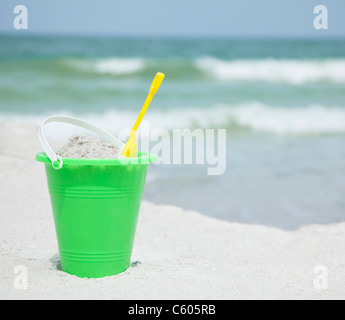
(1, 118, 345, 300)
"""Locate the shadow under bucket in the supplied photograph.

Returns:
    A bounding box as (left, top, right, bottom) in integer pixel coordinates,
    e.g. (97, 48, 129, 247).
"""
(36, 152, 156, 278)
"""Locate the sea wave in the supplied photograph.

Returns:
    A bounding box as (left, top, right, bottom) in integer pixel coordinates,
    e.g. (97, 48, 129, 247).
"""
(195, 57, 345, 84)
(75, 103, 345, 135)
(218, 103, 345, 135)
(64, 57, 145, 75)
(11, 56, 345, 84)
(6, 103, 345, 136)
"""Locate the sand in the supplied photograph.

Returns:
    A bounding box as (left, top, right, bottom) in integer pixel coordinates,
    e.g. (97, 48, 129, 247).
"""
(56, 135, 121, 159)
(1, 118, 345, 300)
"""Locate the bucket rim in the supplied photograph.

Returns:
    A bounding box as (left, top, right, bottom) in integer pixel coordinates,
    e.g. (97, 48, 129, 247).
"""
(35, 151, 157, 166)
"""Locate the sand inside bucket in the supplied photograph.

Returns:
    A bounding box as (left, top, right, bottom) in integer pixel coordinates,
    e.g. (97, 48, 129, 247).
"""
(56, 135, 122, 159)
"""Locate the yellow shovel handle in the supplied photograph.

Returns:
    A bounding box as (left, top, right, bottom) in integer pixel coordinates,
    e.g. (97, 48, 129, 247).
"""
(132, 72, 165, 132)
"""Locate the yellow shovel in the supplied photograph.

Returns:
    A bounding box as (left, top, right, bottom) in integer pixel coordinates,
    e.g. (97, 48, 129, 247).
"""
(121, 72, 165, 157)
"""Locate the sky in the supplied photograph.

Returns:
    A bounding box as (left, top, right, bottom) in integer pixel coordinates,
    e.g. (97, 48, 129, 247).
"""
(0, 0, 344, 37)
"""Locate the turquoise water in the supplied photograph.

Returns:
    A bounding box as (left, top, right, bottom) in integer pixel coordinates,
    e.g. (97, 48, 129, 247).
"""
(1, 35, 345, 229)
(1, 35, 345, 118)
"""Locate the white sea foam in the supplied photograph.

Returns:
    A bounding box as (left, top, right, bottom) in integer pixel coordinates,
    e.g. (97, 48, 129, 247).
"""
(221, 103, 345, 135)
(93, 58, 145, 75)
(4, 103, 345, 136)
(65, 58, 145, 75)
(80, 103, 345, 135)
(195, 57, 345, 84)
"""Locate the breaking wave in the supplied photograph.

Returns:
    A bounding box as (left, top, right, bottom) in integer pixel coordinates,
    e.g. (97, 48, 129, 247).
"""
(8, 103, 345, 136)
(195, 57, 345, 84)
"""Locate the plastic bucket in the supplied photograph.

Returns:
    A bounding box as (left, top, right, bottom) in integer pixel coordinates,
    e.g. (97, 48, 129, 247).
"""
(36, 116, 156, 278)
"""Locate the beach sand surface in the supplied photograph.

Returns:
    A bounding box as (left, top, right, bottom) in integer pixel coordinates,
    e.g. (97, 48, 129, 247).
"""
(1, 119, 345, 300)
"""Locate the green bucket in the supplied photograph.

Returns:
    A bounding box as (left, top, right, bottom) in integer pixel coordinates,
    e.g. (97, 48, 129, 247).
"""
(36, 116, 156, 278)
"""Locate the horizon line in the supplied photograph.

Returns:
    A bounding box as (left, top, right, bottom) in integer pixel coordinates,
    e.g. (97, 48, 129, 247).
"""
(0, 30, 344, 40)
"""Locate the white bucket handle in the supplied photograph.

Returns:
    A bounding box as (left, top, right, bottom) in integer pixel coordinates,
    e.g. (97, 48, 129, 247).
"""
(38, 115, 125, 170)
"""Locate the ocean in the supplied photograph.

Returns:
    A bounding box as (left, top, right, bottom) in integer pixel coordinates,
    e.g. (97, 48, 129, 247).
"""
(1, 34, 345, 229)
